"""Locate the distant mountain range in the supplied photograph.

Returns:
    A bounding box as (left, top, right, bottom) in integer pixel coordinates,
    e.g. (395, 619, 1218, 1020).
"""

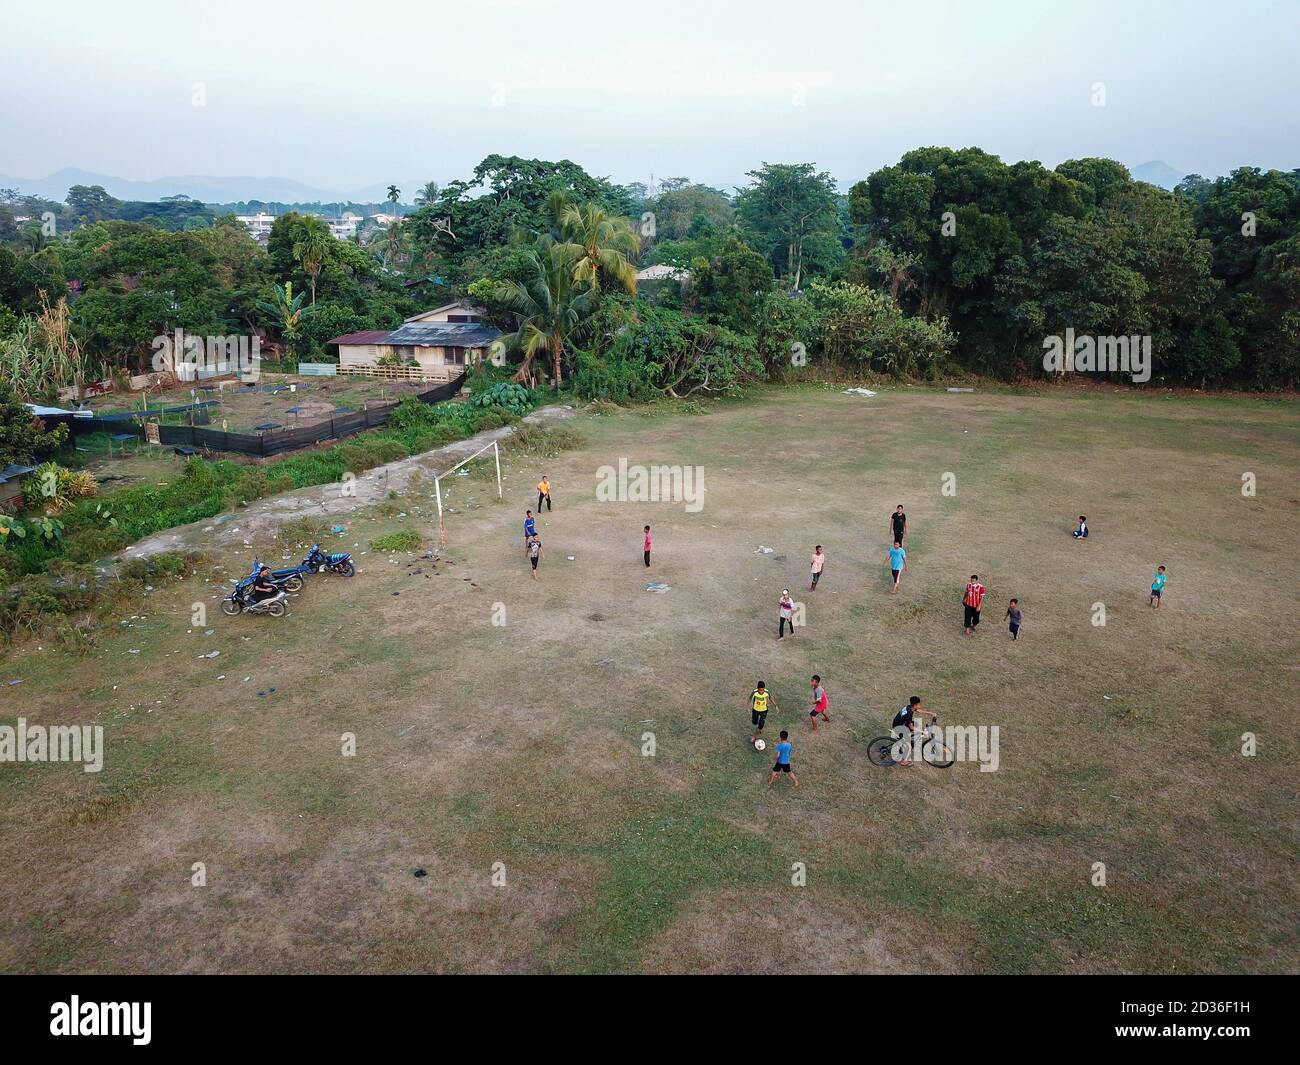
(1, 161, 1191, 205)
(0, 169, 421, 205)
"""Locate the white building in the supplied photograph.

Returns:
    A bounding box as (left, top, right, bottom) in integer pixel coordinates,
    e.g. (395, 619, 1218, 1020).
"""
(235, 212, 276, 238)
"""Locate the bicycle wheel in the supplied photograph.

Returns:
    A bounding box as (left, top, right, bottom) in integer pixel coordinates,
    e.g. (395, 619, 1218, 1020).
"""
(867, 735, 899, 767)
(922, 736, 954, 768)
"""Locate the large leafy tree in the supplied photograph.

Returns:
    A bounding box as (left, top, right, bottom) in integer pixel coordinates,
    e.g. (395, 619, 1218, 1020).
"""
(405, 155, 636, 285)
(493, 240, 594, 387)
(688, 233, 774, 332)
(736, 162, 843, 290)
(643, 182, 734, 244)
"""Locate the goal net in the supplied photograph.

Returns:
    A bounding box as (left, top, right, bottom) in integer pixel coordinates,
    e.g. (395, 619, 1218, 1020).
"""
(433, 439, 502, 546)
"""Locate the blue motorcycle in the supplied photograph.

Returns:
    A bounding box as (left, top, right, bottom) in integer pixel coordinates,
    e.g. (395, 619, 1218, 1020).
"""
(223, 567, 298, 617)
(304, 543, 355, 577)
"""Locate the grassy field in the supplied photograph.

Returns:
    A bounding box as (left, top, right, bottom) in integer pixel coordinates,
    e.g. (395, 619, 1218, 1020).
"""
(2, 384, 1297, 974)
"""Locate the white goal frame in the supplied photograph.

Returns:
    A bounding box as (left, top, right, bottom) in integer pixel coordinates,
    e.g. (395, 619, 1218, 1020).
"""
(433, 439, 502, 546)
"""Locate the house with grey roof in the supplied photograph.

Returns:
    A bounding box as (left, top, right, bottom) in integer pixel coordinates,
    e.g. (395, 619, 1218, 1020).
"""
(329, 302, 505, 380)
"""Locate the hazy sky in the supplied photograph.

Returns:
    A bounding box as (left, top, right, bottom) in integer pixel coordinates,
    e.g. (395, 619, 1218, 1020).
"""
(2, 0, 1297, 194)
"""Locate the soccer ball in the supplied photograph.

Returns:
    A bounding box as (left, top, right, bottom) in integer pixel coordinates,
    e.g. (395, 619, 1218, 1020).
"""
(753, 738, 766, 751)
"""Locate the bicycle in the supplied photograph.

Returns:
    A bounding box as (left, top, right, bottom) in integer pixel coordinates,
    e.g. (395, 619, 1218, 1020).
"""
(866, 715, 954, 768)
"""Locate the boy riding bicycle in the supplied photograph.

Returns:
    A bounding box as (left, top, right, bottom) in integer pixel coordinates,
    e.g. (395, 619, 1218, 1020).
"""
(891, 695, 938, 767)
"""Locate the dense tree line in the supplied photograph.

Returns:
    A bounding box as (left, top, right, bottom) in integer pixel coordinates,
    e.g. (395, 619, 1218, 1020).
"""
(2, 149, 1298, 402)
(849, 149, 1300, 387)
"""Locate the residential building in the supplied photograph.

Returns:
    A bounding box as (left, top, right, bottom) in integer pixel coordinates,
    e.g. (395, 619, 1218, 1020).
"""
(328, 302, 505, 377)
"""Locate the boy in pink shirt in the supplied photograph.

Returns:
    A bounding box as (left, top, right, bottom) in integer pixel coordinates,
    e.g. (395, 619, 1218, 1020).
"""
(643, 525, 652, 567)
(809, 545, 825, 591)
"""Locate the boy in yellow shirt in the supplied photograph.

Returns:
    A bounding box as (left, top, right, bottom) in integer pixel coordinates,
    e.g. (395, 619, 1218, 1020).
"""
(537, 475, 552, 512)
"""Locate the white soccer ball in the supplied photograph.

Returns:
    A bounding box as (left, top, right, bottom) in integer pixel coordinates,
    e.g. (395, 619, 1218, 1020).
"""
(753, 738, 766, 751)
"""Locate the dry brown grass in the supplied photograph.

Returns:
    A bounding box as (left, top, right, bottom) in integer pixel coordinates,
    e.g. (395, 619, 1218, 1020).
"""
(2, 384, 1296, 973)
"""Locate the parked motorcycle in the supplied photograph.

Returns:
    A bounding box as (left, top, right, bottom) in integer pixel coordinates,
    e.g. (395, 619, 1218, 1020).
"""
(222, 565, 299, 616)
(304, 544, 355, 577)
(236, 562, 304, 595)
(221, 586, 288, 617)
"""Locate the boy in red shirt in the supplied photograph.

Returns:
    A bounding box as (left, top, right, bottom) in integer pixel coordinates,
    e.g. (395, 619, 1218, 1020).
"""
(963, 574, 986, 636)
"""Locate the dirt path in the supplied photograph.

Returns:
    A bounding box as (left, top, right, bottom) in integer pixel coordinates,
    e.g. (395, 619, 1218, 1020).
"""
(122, 404, 578, 560)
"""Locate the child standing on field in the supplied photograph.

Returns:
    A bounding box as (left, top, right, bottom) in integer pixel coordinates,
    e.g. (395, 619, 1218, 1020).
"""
(889, 541, 907, 594)
(778, 589, 796, 640)
(810, 545, 825, 591)
(768, 730, 798, 786)
(1150, 565, 1168, 607)
(809, 674, 831, 730)
(523, 510, 536, 553)
(1005, 598, 1022, 640)
(963, 574, 986, 635)
(643, 525, 652, 567)
(527, 534, 543, 580)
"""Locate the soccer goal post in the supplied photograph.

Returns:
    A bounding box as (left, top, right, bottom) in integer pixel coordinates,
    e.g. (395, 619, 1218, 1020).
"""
(433, 439, 502, 546)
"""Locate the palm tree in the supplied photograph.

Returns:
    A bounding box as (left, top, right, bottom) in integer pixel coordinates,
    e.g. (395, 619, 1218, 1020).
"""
(414, 181, 440, 207)
(554, 198, 641, 294)
(292, 228, 332, 305)
(386, 185, 401, 212)
(256, 281, 315, 360)
(494, 241, 594, 387)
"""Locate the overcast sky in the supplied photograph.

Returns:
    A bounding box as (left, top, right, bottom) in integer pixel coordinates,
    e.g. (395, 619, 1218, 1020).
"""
(2, 0, 1297, 195)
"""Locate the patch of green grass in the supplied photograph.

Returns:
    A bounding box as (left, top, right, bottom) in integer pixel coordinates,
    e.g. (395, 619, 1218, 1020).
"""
(370, 530, 422, 552)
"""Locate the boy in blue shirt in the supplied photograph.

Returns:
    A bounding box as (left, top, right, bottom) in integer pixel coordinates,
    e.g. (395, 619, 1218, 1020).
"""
(888, 541, 907, 594)
(768, 730, 798, 787)
(1149, 565, 1168, 608)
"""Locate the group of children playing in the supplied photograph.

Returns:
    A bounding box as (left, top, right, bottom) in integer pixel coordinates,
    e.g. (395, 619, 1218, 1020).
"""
(521, 476, 656, 580)
(750, 507, 1173, 782)
(748, 676, 833, 785)
(516, 476, 1172, 784)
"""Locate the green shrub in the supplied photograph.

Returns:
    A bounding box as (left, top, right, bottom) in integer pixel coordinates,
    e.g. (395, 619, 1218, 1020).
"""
(470, 381, 532, 415)
(370, 530, 422, 552)
(501, 423, 585, 459)
(338, 438, 409, 473)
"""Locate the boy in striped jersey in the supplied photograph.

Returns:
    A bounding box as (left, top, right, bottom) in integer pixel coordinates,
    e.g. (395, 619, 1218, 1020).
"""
(963, 574, 986, 635)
